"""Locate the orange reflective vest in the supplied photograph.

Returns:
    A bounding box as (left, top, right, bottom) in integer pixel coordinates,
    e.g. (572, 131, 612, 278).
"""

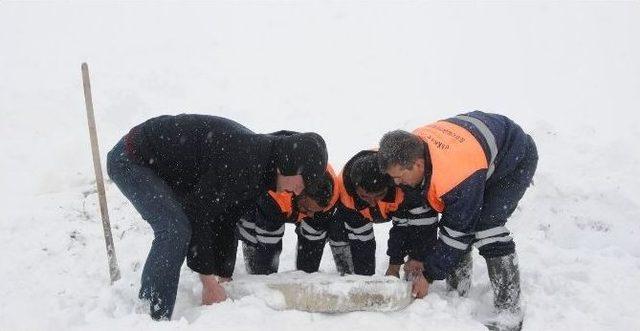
(337, 173, 404, 222)
(413, 121, 488, 212)
(267, 164, 340, 222)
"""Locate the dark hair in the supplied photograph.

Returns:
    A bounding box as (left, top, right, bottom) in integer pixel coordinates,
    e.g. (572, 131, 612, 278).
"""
(378, 130, 425, 171)
(301, 170, 333, 208)
(349, 153, 392, 194)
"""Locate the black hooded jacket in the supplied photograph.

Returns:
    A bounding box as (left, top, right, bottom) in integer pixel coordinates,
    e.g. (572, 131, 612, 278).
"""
(123, 114, 328, 275)
(125, 114, 279, 222)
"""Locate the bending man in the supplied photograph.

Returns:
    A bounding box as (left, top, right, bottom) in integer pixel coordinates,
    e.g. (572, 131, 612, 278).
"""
(107, 114, 327, 320)
(378, 111, 537, 330)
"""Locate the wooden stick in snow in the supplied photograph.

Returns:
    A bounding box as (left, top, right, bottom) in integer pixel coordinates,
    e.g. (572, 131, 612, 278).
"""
(81, 63, 121, 284)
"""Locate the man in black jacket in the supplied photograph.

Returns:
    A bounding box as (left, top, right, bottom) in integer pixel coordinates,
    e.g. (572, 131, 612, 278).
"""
(106, 114, 327, 320)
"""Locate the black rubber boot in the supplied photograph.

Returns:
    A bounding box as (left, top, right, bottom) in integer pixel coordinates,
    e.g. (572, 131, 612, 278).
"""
(485, 252, 523, 331)
(330, 244, 354, 275)
(242, 241, 279, 275)
(446, 250, 473, 297)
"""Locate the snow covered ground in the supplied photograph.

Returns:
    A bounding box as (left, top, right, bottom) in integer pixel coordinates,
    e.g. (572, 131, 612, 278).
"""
(1, 2, 639, 330)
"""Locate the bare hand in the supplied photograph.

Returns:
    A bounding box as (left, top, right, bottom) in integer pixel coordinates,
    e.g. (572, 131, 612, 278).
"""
(199, 274, 228, 305)
(410, 272, 429, 299)
(217, 276, 232, 284)
(403, 259, 428, 298)
(385, 264, 401, 278)
(404, 259, 424, 276)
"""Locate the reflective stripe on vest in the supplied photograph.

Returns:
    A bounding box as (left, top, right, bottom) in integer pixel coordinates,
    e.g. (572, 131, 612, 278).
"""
(454, 115, 498, 179)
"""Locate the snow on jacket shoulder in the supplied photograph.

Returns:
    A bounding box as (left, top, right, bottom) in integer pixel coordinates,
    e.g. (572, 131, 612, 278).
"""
(124, 114, 278, 222)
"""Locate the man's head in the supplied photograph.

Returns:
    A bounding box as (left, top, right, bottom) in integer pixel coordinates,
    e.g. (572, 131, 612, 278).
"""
(378, 130, 426, 187)
(295, 170, 334, 217)
(276, 170, 305, 195)
(295, 195, 323, 218)
(275, 132, 328, 194)
(349, 153, 393, 206)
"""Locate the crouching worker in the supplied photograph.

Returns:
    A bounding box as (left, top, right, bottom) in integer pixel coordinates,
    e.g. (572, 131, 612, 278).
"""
(378, 111, 538, 331)
(238, 166, 352, 275)
(336, 150, 438, 276)
(107, 114, 327, 320)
